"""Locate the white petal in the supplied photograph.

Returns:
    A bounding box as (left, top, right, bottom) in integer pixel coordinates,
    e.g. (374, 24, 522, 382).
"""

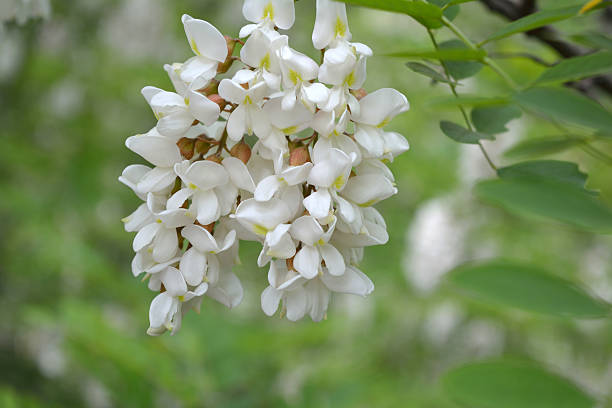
(261, 286, 282, 316)
(125, 135, 182, 168)
(239, 23, 259, 38)
(306, 279, 330, 322)
(319, 243, 345, 276)
(156, 110, 194, 139)
(179, 56, 217, 84)
(226, 104, 247, 141)
(302, 82, 329, 105)
(312, 0, 350, 49)
(223, 157, 256, 193)
(166, 188, 194, 210)
(179, 247, 208, 286)
(307, 147, 351, 189)
(136, 167, 177, 195)
(285, 288, 308, 321)
(119, 164, 151, 197)
(207, 272, 243, 308)
(149, 292, 175, 329)
(341, 173, 397, 206)
(133, 223, 160, 252)
(182, 15, 227, 62)
(178, 160, 229, 191)
(188, 90, 221, 126)
(181, 224, 219, 253)
(383, 131, 410, 157)
(254, 175, 282, 202)
(353, 88, 409, 127)
(272, 0, 296, 29)
(322, 266, 374, 296)
(354, 125, 385, 158)
(123, 203, 154, 232)
(303, 189, 332, 219)
(293, 245, 320, 279)
(234, 198, 292, 235)
(152, 227, 179, 263)
(282, 163, 313, 186)
(218, 78, 246, 105)
(194, 189, 221, 225)
(161, 266, 187, 297)
(158, 208, 195, 228)
(290, 216, 325, 246)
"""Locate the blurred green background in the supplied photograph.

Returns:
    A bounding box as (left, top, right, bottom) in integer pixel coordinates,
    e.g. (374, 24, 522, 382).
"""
(1, 0, 612, 407)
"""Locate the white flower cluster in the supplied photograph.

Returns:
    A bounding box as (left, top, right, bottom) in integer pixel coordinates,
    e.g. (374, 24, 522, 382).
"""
(120, 0, 410, 336)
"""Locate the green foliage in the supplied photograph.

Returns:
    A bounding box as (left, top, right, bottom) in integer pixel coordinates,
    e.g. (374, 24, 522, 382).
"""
(476, 177, 612, 233)
(504, 136, 586, 158)
(440, 120, 494, 144)
(442, 360, 596, 408)
(482, 5, 582, 44)
(448, 260, 609, 318)
(439, 40, 483, 80)
(535, 51, 612, 85)
(514, 87, 612, 131)
(497, 160, 589, 191)
(405, 62, 454, 83)
(388, 47, 486, 61)
(471, 104, 522, 134)
(337, 0, 444, 27)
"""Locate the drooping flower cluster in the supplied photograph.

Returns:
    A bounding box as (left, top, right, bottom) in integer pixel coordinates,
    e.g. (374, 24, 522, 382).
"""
(120, 0, 409, 336)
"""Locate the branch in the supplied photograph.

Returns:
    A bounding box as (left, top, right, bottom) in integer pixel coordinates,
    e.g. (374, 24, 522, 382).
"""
(478, 0, 612, 97)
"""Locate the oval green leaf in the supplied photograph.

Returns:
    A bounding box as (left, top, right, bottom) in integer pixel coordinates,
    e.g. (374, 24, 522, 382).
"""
(483, 5, 581, 44)
(442, 360, 597, 408)
(440, 39, 484, 79)
(497, 160, 588, 190)
(476, 177, 612, 233)
(514, 87, 612, 131)
(336, 0, 444, 28)
(535, 51, 612, 85)
(504, 136, 585, 158)
(406, 62, 453, 83)
(440, 121, 495, 144)
(471, 104, 522, 134)
(448, 260, 609, 318)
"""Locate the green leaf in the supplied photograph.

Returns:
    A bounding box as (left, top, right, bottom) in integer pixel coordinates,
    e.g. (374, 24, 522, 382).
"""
(442, 360, 597, 408)
(471, 104, 522, 134)
(440, 40, 484, 79)
(448, 260, 609, 317)
(429, 95, 511, 108)
(336, 0, 444, 28)
(405, 62, 453, 83)
(388, 47, 486, 61)
(476, 177, 612, 233)
(427, 0, 460, 20)
(571, 32, 612, 50)
(514, 87, 612, 131)
(535, 51, 612, 85)
(483, 5, 581, 44)
(497, 160, 589, 190)
(440, 121, 495, 144)
(447, 0, 477, 4)
(504, 136, 585, 158)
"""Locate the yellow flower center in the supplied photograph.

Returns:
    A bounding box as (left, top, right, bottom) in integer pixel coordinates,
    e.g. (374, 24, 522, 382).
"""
(334, 17, 346, 38)
(263, 2, 275, 20)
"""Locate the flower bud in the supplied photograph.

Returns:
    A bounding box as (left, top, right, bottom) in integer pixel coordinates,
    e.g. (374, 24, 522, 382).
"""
(208, 94, 227, 111)
(352, 88, 368, 100)
(206, 154, 223, 164)
(230, 141, 252, 164)
(217, 36, 237, 74)
(176, 137, 195, 160)
(289, 146, 311, 166)
(194, 138, 211, 155)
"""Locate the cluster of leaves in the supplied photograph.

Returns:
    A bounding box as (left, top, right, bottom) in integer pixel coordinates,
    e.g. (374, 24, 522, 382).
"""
(340, 0, 612, 407)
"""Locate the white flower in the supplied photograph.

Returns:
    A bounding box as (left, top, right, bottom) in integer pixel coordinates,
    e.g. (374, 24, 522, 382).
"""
(278, 46, 329, 111)
(180, 15, 228, 83)
(290, 215, 345, 278)
(142, 86, 220, 139)
(312, 0, 351, 50)
(259, 96, 313, 155)
(233, 198, 293, 238)
(218, 78, 271, 141)
(311, 109, 361, 165)
(242, 0, 295, 31)
(132, 204, 195, 263)
(240, 30, 286, 90)
(169, 160, 230, 225)
(351, 88, 410, 157)
(124, 128, 183, 194)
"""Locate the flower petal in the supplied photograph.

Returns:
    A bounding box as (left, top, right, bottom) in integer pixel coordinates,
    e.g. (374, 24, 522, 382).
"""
(161, 266, 188, 297)
(152, 227, 179, 263)
(133, 223, 160, 252)
(182, 14, 227, 62)
(223, 157, 256, 193)
(179, 247, 208, 286)
(322, 266, 374, 296)
(293, 245, 320, 279)
(194, 189, 221, 225)
(290, 216, 324, 246)
(319, 243, 345, 276)
(207, 272, 243, 308)
(303, 189, 332, 219)
(125, 135, 182, 168)
(261, 286, 282, 316)
(181, 224, 219, 253)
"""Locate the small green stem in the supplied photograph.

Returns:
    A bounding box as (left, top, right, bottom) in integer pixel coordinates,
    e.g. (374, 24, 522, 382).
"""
(427, 28, 497, 171)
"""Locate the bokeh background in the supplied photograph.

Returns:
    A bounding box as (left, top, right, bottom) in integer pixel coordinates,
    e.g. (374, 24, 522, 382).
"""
(1, 0, 612, 407)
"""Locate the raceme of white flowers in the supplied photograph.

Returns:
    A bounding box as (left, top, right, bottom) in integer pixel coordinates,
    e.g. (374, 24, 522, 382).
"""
(120, 0, 410, 336)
